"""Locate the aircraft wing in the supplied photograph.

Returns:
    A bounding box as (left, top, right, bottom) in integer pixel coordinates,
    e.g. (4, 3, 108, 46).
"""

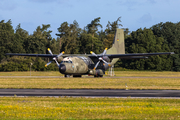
(88, 52, 175, 59)
(6, 53, 57, 58)
(6, 49, 88, 58)
(6, 52, 174, 59)
(6, 53, 91, 58)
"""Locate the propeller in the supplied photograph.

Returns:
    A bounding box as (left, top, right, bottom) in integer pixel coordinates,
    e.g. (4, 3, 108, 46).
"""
(45, 48, 64, 67)
(90, 48, 111, 70)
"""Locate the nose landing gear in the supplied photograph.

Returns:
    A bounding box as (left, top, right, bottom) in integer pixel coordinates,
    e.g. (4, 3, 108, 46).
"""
(64, 74, 70, 77)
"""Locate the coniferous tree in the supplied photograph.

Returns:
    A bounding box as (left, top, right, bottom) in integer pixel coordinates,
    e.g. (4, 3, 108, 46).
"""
(0, 20, 14, 61)
(86, 17, 102, 37)
(56, 20, 81, 54)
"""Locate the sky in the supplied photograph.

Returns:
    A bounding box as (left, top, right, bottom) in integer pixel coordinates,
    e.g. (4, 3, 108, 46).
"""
(0, 0, 180, 38)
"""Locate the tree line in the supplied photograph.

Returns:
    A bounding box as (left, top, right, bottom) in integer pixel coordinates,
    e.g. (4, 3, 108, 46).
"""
(0, 17, 179, 71)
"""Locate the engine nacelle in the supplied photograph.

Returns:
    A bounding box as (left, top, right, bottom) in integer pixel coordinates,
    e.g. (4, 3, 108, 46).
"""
(102, 56, 110, 62)
(88, 69, 105, 76)
(57, 56, 63, 63)
(103, 63, 110, 70)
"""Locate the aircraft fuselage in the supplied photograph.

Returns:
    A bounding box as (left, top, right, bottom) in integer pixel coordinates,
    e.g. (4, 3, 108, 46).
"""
(59, 56, 108, 77)
(59, 56, 92, 75)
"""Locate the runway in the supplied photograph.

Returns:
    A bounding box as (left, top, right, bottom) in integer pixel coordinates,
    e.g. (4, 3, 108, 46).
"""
(0, 76, 180, 98)
(0, 89, 180, 98)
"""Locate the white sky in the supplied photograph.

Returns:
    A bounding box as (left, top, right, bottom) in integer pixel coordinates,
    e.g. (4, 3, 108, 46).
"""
(0, 0, 180, 38)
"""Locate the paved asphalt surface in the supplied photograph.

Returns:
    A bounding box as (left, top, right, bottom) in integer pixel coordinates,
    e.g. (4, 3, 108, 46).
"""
(0, 89, 180, 98)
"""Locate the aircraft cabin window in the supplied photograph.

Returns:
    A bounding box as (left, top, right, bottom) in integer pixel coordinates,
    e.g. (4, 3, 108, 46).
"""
(60, 61, 72, 64)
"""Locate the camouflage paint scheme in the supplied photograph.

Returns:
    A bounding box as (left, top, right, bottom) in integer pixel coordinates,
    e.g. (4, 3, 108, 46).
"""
(61, 57, 89, 74)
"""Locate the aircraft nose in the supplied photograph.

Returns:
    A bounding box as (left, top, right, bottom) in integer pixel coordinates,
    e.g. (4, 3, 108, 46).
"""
(59, 64, 66, 73)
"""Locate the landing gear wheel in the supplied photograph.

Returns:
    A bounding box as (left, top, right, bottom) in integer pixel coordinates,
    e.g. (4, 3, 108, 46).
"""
(99, 75, 103, 77)
(94, 75, 103, 78)
(64, 74, 70, 77)
(73, 75, 82, 77)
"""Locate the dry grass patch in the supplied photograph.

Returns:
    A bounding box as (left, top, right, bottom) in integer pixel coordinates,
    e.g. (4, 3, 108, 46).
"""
(0, 71, 61, 76)
(113, 71, 180, 77)
(0, 77, 180, 89)
(0, 71, 180, 77)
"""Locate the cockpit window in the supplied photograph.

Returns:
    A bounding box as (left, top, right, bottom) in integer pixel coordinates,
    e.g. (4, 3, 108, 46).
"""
(61, 57, 73, 64)
(61, 61, 72, 64)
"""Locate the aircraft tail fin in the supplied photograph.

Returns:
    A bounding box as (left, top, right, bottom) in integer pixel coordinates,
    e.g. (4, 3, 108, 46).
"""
(106, 29, 125, 65)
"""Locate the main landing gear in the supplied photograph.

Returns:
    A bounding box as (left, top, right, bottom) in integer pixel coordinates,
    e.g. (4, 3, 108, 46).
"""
(73, 75, 82, 77)
(64, 74, 82, 77)
(94, 75, 103, 78)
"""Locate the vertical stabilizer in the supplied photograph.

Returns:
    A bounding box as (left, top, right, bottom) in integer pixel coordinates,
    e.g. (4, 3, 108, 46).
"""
(106, 29, 125, 65)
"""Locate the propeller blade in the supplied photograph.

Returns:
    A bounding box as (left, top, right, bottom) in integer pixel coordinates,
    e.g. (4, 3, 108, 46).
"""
(102, 48, 107, 55)
(93, 61, 100, 70)
(46, 48, 63, 67)
(53, 57, 59, 66)
(99, 57, 111, 67)
(54, 60, 59, 66)
(101, 59, 108, 64)
(90, 51, 98, 57)
(101, 59, 111, 67)
(47, 48, 53, 55)
(57, 51, 65, 57)
(45, 61, 52, 67)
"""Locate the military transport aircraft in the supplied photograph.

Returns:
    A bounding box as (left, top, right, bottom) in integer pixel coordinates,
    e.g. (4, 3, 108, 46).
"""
(6, 29, 174, 77)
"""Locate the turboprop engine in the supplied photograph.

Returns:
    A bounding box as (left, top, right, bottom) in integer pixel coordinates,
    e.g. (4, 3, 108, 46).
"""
(90, 48, 111, 71)
(57, 56, 63, 63)
(45, 48, 64, 67)
(88, 69, 105, 77)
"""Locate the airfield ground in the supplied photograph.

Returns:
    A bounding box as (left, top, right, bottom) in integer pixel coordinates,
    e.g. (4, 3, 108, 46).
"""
(0, 71, 180, 77)
(0, 71, 180, 119)
(0, 97, 180, 120)
(0, 71, 180, 89)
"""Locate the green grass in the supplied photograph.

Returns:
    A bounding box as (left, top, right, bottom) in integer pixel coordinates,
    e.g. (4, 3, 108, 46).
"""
(0, 97, 180, 120)
(0, 77, 180, 90)
(0, 71, 180, 77)
(0, 71, 180, 89)
(113, 71, 180, 77)
(0, 71, 62, 76)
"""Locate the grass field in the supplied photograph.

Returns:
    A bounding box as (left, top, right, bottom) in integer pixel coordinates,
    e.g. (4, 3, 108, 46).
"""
(0, 77, 180, 90)
(0, 97, 180, 120)
(0, 71, 180, 89)
(0, 71, 180, 77)
(0, 71, 180, 120)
